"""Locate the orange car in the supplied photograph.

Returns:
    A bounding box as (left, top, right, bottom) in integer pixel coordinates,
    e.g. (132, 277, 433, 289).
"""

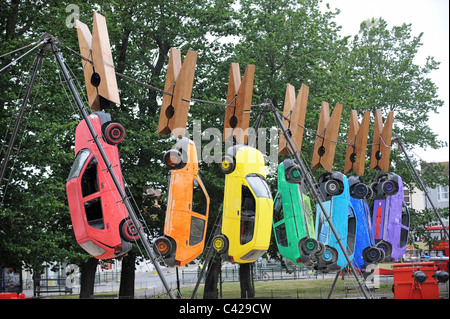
(153, 137, 210, 267)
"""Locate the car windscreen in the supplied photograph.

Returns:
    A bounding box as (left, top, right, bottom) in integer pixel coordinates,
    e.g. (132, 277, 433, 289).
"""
(245, 173, 272, 199)
(67, 149, 91, 181)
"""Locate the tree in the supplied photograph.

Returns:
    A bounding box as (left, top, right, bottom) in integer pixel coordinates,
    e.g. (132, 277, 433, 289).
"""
(330, 18, 446, 185)
(239, 263, 254, 298)
(203, 257, 222, 299)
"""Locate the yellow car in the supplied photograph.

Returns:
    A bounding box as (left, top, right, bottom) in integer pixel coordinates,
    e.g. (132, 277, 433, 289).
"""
(212, 145, 274, 263)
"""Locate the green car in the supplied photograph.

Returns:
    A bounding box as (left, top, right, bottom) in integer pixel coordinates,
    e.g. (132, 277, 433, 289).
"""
(273, 160, 323, 265)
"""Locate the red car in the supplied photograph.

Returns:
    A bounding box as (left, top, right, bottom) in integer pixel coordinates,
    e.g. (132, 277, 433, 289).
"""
(66, 111, 139, 259)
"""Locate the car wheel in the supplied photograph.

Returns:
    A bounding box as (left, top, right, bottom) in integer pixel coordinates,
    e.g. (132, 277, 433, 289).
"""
(363, 246, 381, 263)
(324, 179, 341, 196)
(365, 186, 374, 200)
(153, 237, 173, 257)
(285, 165, 302, 183)
(376, 248, 386, 263)
(299, 237, 318, 255)
(370, 182, 379, 196)
(212, 235, 228, 254)
(163, 149, 186, 170)
(314, 241, 326, 257)
(318, 246, 338, 265)
(219, 155, 235, 174)
(104, 122, 125, 144)
(351, 183, 368, 199)
(376, 241, 392, 262)
(381, 180, 398, 196)
(120, 219, 141, 242)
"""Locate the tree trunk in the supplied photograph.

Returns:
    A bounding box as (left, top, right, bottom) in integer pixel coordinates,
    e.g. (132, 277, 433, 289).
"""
(79, 257, 98, 299)
(119, 249, 136, 299)
(239, 263, 254, 299)
(203, 258, 221, 299)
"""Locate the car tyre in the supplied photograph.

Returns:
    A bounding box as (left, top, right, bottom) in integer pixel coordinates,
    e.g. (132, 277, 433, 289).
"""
(219, 155, 235, 174)
(299, 237, 318, 255)
(324, 179, 341, 196)
(153, 237, 173, 257)
(104, 122, 125, 144)
(318, 246, 338, 265)
(363, 246, 382, 263)
(120, 219, 141, 242)
(285, 165, 302, 183)
(212, 235, 229, 254)
(381, 180, 398, 196)
(350, 183, 368, 199)
(163, 149, 186, 170)
(376, 240, 392, 262)
(314, 241, 326, 257)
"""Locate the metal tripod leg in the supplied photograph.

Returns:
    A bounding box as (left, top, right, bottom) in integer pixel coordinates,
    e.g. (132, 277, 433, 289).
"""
(191, 215, 223, 299)
(0, 45, 46, 190)
(328, 270, 341, 299)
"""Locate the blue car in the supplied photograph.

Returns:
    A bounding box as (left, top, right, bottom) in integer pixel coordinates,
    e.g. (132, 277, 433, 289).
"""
(348, 176, 384, 270)
(314, 172, 357, 272)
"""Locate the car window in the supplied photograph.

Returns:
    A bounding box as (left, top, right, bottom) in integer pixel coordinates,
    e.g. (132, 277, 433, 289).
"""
(81, 157, 99, 197)
(245, 174, 272, 199)
(401, 203, 410, 227)
(84, 197, 104, 230)
(347, 206, 356, 255)
(192, 176, 208, 216)
(241, 185, 256, 245)
(189, 216, 205, 246)
(67, 149, 91, 181)
(275, 223, 288, 247)
(273, 193, 284, 224)
(400, 203, 410, 247)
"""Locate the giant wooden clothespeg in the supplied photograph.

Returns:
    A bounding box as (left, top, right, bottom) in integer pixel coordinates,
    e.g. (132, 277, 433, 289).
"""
(76, 12, 120, 111)
(344, 111, 370, 176)
(370, 110, 394, 172)
(157, 48, 197, 137)
(311, 102, 343, 171)
(278, 83, 309, 156)
(223, 63, 255, 144)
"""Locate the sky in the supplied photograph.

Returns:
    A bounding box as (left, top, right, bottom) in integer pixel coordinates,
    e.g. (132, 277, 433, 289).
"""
(319, 0, 449, 163)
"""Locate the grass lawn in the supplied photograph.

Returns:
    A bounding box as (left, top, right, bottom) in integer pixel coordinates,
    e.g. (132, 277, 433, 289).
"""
(46, 278, 394, 299)
(175, 278, 394, 299)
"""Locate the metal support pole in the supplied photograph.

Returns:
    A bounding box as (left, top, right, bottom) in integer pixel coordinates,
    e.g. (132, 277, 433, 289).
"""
(50, 39, 176, 299)
(191, 215, 222, 299)
(0, 44, 46, 189)
(327, 270, 341, 299)
(267, 99, 370, 299)
(394, 136, 449, 239)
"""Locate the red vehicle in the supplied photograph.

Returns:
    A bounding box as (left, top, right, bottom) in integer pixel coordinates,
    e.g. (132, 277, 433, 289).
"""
(66, 111, 139, 259)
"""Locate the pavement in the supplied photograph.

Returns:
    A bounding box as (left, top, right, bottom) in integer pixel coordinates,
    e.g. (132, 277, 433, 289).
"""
(22, 264, 201, 299)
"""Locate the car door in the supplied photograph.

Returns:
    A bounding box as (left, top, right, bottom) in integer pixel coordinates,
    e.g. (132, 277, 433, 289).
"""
(190, 176, 209, 246)
(79, 153, 104, 230)
(399, 202, 410, 248)
(273, 192, 288, 248)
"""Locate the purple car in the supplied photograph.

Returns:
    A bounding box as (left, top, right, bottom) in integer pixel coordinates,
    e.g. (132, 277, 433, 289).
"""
(371, 173, 410, 262)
